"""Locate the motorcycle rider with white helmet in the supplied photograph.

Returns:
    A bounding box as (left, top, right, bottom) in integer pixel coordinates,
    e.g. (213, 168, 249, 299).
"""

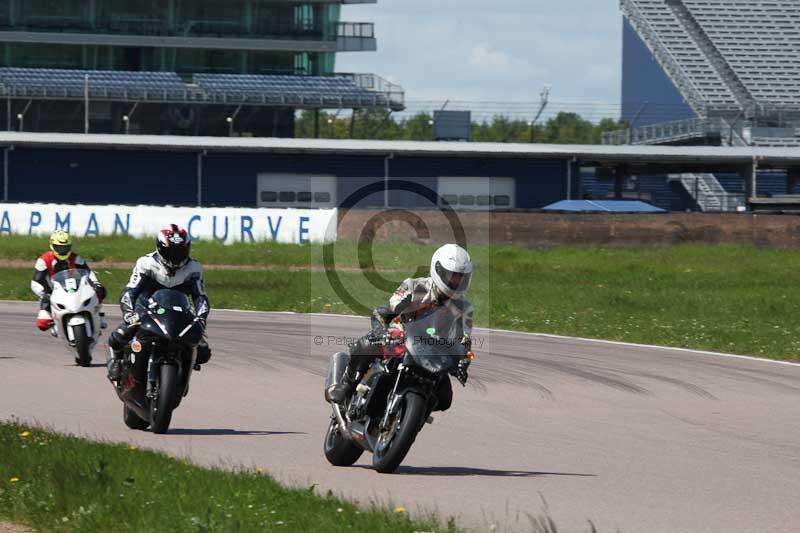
(107, 224, 211, 381)
(326, 243, 474, 408)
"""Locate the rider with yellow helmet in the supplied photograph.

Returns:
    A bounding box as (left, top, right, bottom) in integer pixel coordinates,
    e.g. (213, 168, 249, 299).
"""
(31, 231, 106, 330)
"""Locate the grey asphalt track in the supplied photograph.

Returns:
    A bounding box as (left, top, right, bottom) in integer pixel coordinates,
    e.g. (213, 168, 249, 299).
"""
(2, 299, 800, 532)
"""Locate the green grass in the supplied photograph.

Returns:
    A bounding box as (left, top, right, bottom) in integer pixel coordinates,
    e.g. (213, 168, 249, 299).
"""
(3, 235, 800, 361)
(0, 420, 452, 533)
(0, 234, 433, 268)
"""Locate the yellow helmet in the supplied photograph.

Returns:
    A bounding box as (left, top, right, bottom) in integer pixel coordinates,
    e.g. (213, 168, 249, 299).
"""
(49, 231, 73, 261)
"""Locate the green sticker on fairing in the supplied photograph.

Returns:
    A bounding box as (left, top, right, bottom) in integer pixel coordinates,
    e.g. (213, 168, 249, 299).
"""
(157, 308, 166, 315)
(426, 327, 436, 335)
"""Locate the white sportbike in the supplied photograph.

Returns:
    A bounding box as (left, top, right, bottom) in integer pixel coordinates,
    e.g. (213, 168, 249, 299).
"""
(48, 269, 106, 366)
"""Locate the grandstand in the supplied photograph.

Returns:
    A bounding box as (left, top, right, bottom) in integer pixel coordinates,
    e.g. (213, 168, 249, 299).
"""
(0, 0, 402, 136)
(600, 0, 800, 211)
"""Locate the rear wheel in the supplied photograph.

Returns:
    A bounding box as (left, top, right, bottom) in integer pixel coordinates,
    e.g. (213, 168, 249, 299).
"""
(123, 404, 149, 430)
(73, 325, 92, 367)
(150, 364, 178, 434)
(323, 418, 364, 466)
(372, 392, 426, 474)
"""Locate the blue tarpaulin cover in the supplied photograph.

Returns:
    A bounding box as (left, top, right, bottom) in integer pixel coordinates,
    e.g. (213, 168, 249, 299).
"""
(541, 200, 666, 213)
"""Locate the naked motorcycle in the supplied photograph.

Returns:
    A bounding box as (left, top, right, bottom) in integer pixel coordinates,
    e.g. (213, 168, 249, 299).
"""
(324, 307, 471, 473)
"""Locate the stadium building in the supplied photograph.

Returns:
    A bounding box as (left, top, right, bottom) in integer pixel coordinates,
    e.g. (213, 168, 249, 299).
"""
(596, 0, 800, 211)
(0, 0, 403, 136)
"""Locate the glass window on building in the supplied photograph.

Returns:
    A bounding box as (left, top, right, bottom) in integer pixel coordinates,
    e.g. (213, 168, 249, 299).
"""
(0, 0, 11, 26)
(253, 4, 293, 37)
(23, 0, 87, 27)
(250, 51, 294, 75)
(112, 46, 158, 71)
(176, 0, 245, 35)
(176, 48, 240, 74)
(5, 43, 83, 68)
(294, 5, 314, 32)
(101, 0, 166, 34)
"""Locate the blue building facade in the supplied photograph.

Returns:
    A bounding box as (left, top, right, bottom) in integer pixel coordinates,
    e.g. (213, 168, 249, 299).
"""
(621, 19, 696, 127)
(1, 146, 570, 210)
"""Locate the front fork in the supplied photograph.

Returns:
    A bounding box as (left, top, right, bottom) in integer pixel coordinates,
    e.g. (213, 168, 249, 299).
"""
(380, 364, 406, 431)
(146, 356, 158, 399)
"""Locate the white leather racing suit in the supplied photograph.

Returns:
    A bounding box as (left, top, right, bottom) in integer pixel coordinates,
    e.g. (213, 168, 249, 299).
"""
(341, 277, 473, 411)
(119, 252, 210, 324)
(108, 252, 211, 375)
(380, 277, 473, 338)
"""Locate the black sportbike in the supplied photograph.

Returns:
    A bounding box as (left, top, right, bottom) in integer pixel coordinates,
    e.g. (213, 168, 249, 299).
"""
(324, 307, 471, 473)
(110, 290, 203, 434)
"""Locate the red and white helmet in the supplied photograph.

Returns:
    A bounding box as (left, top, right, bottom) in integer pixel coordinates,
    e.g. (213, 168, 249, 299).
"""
(430, 243, 473, 300)
(157, 224, 191, 268)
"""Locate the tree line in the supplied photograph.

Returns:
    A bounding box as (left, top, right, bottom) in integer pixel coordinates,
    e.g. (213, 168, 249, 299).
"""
(295, 109, 624, 144)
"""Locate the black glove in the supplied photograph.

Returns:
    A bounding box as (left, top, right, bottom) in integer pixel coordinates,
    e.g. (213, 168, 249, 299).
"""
(371, 306, 397, 332)
(93, 283, 106, 302)
(461, 334, 472, 352)
(196, 343, 212, 365)
(123, 311, 139, 325)
(455, 358, 470, 386)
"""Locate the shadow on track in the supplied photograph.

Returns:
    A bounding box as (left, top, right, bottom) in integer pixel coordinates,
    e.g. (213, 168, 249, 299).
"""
(168, 428, 307, 436)
(357, 465, 597, 478)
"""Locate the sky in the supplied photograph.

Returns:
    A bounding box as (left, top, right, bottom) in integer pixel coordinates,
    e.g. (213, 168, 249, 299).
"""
(337, 0, 623, 122)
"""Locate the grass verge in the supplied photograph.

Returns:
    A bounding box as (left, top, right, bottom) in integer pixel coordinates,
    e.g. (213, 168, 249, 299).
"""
(2, 236, 799, 361)
(0, 420, 452, 533)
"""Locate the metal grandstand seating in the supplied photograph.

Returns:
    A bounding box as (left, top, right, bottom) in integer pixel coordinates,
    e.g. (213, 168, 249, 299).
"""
(621, 0, 739, 115)
(602, 116, 748, 146)
(682, 0, 800, 107)
(0, 68, 404, 110)
(668, 173, 746, 211)
(193, 73, 403, 108)
(615, 0, 800, 152)
(622, 0, 800, 114)
(750, 136, 800, 147)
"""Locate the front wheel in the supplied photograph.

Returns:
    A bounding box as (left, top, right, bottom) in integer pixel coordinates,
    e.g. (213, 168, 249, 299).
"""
(150, 364, 178, 434)
(324, 418, 364, 466)
(372, 392, 427, 474)
(72, 324, 92, 367)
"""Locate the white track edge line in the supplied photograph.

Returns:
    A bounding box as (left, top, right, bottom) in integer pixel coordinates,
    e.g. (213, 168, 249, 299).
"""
(4, 301, 798, 367)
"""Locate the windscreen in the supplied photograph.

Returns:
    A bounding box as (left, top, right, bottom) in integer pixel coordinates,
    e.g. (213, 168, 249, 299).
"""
(149, 289, 194, 315)
(136, 289, 197, 342)
(51, 269, 85, 293)
(404, 307, 465, 374)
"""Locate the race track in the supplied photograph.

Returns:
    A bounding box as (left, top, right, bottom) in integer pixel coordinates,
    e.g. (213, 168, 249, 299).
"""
(2, 300, 800, 532)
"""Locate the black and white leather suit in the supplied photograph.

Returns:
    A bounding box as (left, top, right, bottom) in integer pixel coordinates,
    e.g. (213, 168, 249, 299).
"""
(108, 252, 211, 369)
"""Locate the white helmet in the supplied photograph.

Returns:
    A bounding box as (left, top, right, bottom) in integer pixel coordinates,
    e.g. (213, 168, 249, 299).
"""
(430, 244, 473, 299)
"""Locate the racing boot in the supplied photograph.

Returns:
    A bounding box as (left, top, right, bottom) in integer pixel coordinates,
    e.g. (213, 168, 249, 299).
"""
(326, 340, 374, 405)
(107, 349, 124, 381)
(107, 325, 131, 381)
(36, 309, 54, 331)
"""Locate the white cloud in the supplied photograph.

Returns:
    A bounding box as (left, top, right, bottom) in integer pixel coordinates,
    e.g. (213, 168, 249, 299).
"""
(468, 43, 547, 79)
(337, 0, 623, 119)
